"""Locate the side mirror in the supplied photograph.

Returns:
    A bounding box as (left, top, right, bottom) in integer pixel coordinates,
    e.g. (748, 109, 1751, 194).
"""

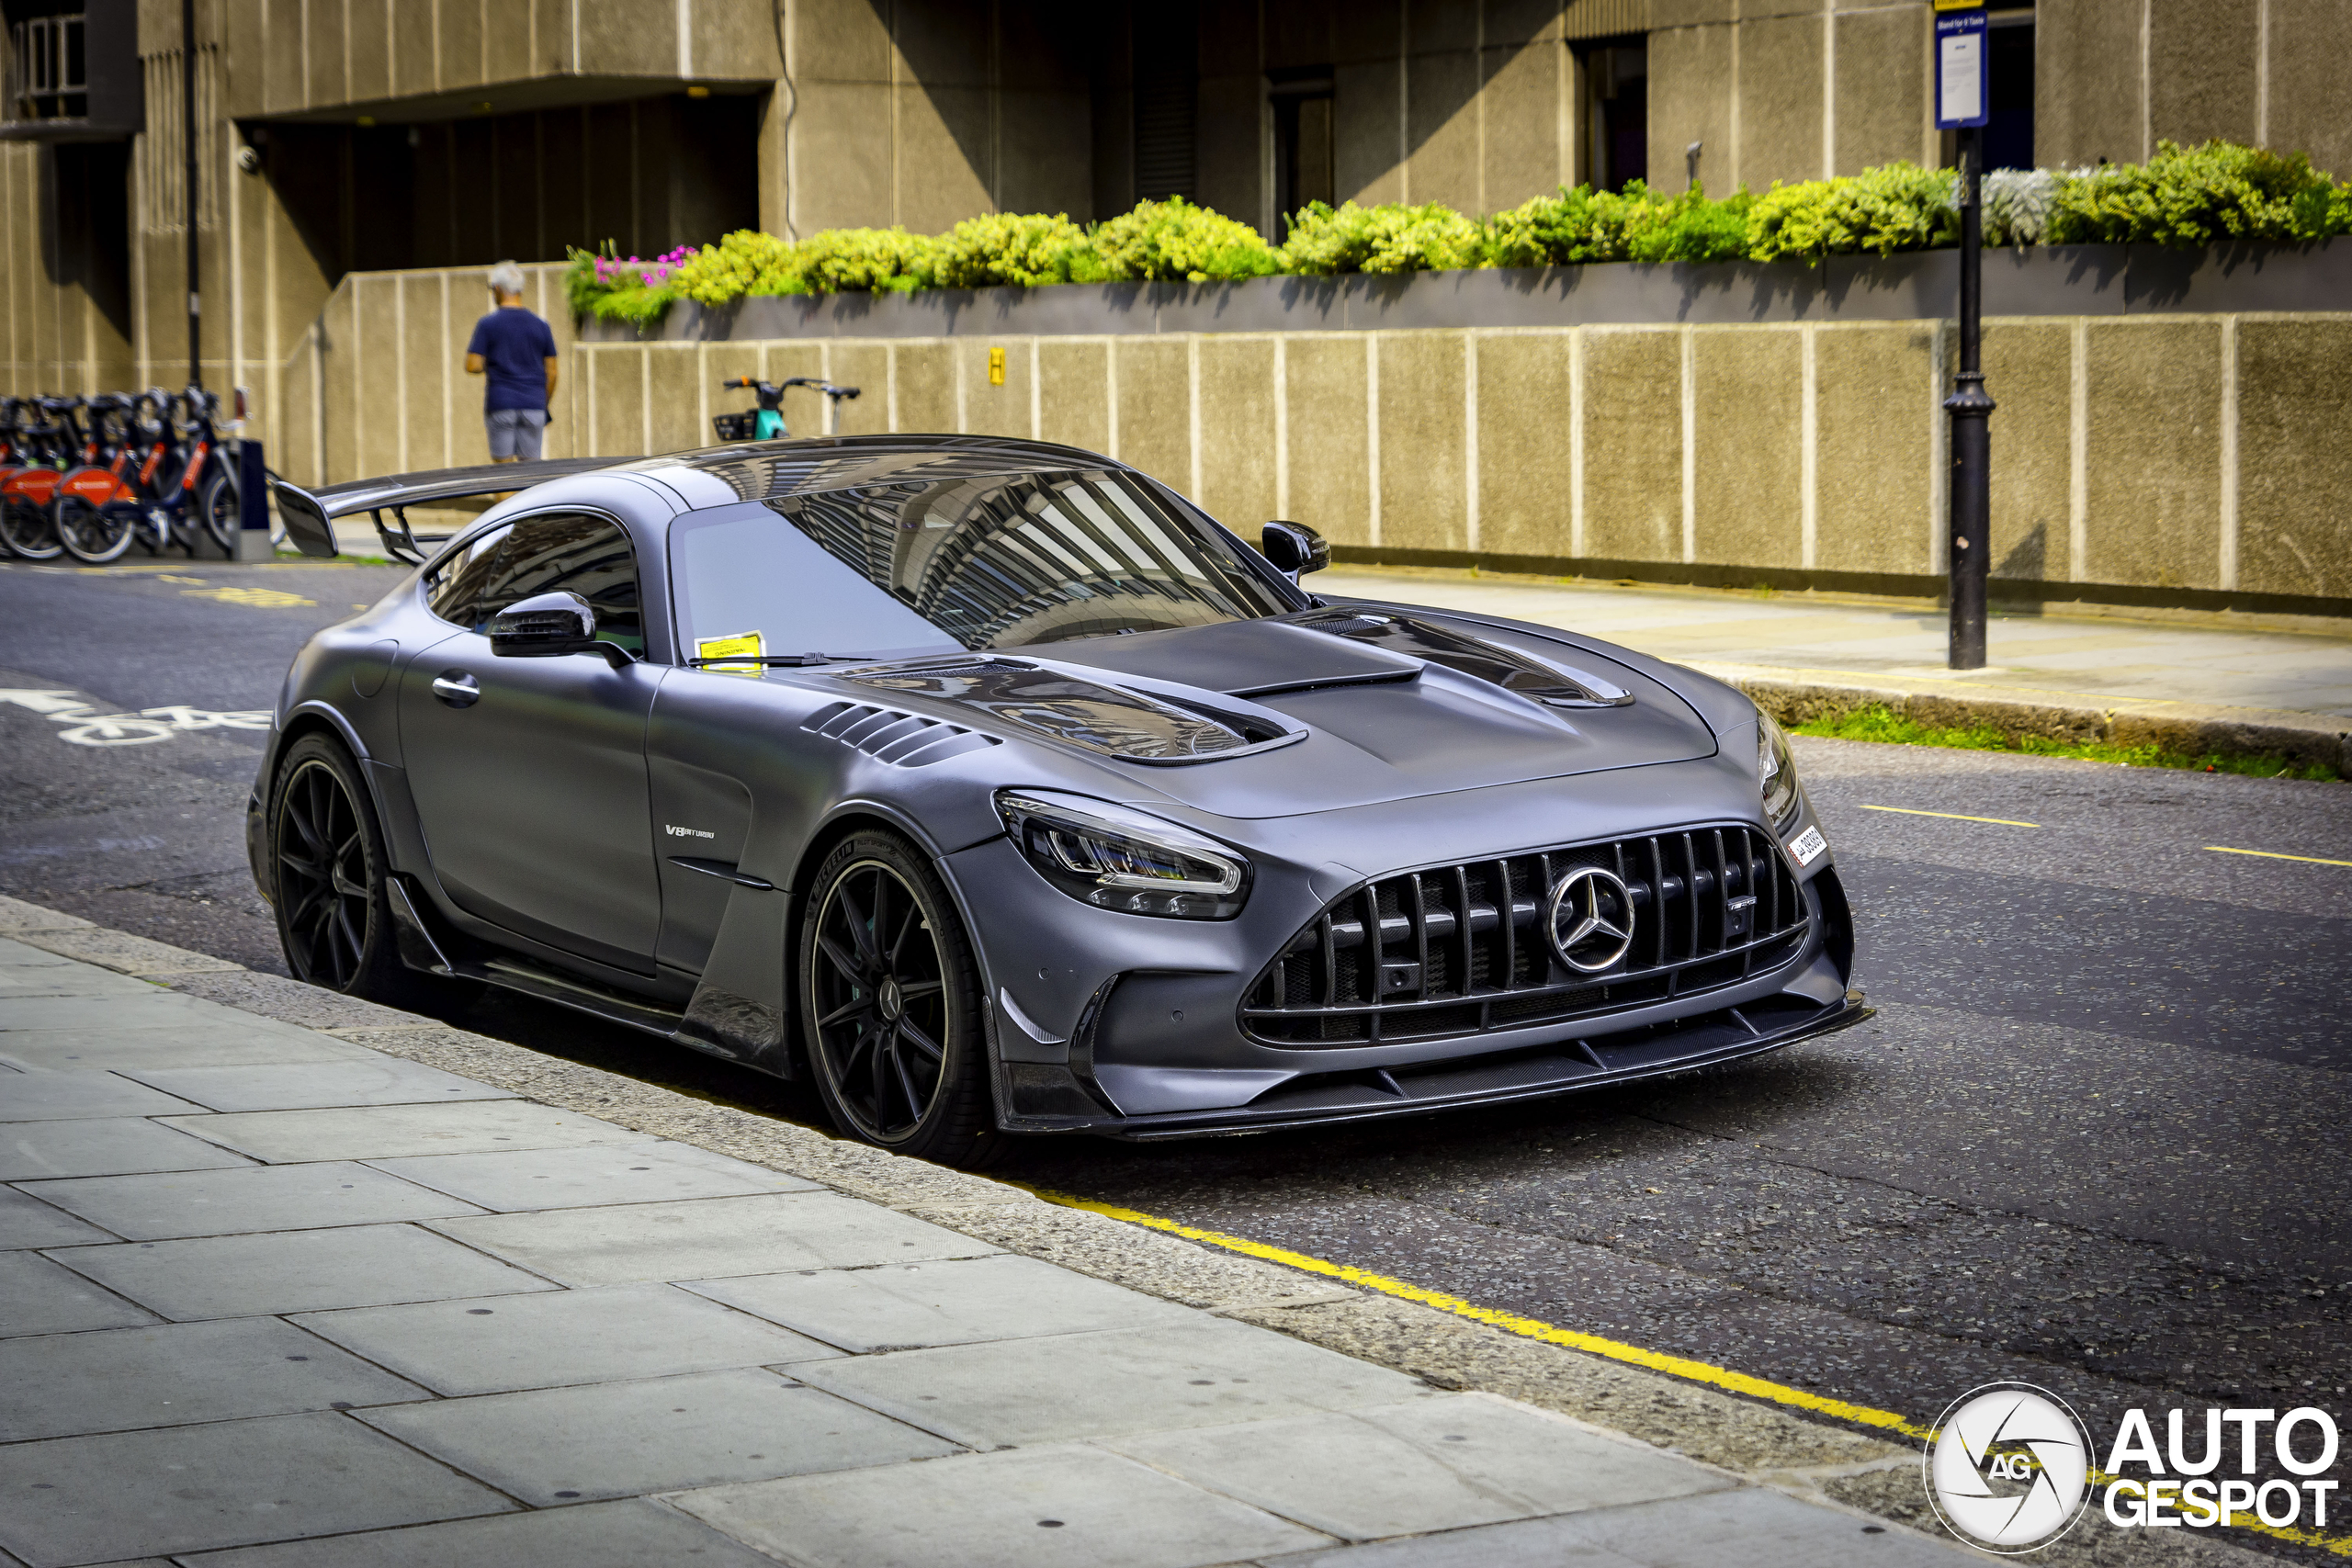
(488, 590, 628, 665)
(1261, 521, 1329, 581)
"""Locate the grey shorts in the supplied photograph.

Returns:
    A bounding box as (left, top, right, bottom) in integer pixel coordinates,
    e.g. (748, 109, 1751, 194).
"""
(486, 407, 548, 460)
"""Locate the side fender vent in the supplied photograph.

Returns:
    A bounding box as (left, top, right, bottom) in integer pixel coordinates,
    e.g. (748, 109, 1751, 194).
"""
(801, 702, 1002, 768)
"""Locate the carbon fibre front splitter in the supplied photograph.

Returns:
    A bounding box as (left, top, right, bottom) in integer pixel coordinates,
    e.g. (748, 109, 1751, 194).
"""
(1084, 989, 1872, 1142)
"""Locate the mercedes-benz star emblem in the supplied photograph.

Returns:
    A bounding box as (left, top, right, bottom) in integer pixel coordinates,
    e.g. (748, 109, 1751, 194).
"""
(1546, 866, 1635, 973)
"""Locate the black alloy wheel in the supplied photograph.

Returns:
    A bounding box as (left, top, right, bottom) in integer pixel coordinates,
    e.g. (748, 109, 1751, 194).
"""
(274, 751, 373, 988)
(800, 832, 999, 1166)
(266, 732, 475, 1009)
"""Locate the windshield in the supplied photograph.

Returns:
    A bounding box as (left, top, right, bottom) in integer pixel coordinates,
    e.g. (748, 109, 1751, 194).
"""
(668, 468, 1298, 664)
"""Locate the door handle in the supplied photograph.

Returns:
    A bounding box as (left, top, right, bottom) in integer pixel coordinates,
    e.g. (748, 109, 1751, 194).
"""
(430, 671, 480, 708)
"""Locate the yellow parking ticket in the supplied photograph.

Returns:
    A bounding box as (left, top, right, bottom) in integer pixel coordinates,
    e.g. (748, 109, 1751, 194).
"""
(696, 630, 765, 674)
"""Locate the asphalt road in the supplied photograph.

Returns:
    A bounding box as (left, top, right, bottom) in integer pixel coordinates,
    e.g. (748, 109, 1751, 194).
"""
(5, 557, 2349, 1547)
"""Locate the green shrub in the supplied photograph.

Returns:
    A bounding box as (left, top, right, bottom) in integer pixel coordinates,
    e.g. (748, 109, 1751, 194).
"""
(2046, 139, 2352, 246)
(929, 212, 1091, 288)
(1477, 183, 1755, 266)
(1746, 161, 1959, 263)
(1281, 200, 1484, 274)
(557, 140, 2352, 323)
(1080, 197, 1283, 283)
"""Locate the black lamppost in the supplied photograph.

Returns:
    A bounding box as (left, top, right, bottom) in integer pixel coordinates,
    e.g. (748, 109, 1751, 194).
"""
(1944, 128, 1993, 668)
(183, 0, 200, 387)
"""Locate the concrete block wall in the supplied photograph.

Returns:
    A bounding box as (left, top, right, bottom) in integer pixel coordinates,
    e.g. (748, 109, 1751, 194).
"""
(282, 268, 2352, 612)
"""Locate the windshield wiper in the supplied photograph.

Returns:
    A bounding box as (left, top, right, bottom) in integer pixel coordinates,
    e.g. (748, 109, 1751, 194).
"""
(684, 652, 848, 668)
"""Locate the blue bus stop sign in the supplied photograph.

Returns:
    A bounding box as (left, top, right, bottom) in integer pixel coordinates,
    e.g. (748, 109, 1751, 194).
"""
(1935, 10, 1990, 130)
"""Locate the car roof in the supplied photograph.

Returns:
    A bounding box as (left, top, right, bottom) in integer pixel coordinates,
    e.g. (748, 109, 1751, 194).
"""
(609, 434, 1127, 506)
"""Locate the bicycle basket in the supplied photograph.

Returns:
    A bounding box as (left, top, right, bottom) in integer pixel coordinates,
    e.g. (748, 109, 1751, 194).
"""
(710, 412, 758, 443)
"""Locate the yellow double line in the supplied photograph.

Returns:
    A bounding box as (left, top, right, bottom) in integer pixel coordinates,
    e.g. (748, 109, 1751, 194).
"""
(1034, 1190, 2352, 1556)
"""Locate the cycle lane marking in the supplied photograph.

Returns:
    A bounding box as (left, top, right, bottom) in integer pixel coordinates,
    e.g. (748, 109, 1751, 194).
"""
(0, 688, 271, 747)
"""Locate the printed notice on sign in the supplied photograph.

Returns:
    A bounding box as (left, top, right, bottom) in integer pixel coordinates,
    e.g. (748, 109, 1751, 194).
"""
(1935, 11, 1989, 128)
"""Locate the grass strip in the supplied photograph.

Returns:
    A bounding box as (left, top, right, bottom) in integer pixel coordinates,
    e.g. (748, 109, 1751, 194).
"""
(1792, 704, 2341, 782)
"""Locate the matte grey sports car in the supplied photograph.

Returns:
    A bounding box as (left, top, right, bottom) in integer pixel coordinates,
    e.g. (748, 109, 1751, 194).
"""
(258, 437, 1863, 1166)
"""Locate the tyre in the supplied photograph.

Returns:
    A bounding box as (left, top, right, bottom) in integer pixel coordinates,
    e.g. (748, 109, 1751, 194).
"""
(198, 466, 241, 556)
(56, 496, 135, 564)
(798, 829, 1003, 1168)
(0, 494, 62, 559)
(268, 733, 474, 1011)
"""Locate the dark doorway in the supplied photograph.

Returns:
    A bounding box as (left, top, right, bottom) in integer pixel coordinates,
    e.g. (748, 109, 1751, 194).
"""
(1984, 12, 2035, 171)
(51, 141, 131, 343)
(1579, 39, 1647, 192)
(1270, 67, 1333, 236)
(1132, 5, 1199, 203)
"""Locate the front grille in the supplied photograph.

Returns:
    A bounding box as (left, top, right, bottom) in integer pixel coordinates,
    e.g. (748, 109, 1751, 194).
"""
(1242, 824, 1810, 1047)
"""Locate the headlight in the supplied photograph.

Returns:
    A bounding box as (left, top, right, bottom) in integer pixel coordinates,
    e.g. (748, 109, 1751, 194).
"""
(1758, 711, 1802, 829)
(996, 789, 1249, 919)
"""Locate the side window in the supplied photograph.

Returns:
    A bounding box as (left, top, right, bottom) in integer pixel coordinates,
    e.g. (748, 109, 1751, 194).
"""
(424, 525, 511, 627)
(475, 513, 644, 653)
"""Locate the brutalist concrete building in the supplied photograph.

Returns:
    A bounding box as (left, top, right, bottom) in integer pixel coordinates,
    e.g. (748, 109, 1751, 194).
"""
(6, 2, 2349, 615)
(5, 0, 2341, 395)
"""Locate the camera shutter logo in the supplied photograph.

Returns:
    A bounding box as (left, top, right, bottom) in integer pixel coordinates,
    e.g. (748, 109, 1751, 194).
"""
(1924, 1382, 2094, 1553)
(1545, 866, 1635, 973)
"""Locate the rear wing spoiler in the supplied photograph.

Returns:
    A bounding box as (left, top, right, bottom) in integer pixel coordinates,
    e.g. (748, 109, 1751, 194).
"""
(269, 457, 639, 565)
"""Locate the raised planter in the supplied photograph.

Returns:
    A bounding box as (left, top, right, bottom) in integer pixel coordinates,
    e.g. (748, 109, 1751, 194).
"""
(576, 239, 2352, 344)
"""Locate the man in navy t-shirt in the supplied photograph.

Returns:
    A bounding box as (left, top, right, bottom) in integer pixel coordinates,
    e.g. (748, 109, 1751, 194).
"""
(464, 262, 559, 463)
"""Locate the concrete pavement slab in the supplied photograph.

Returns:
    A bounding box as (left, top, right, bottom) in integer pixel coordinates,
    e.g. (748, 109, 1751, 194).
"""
(0, 1249, 159, 1335)
(0, 1187, 113, 1247)
(793, 1318, 1430, 1449)
(0, 953, 164, 999)
(0, 896, 91, 933)
(175, 1497, 785, 1568)
(0, 992, 261, 1032)
(683, 1252, 1199, 1352)
(363, 1141, 818, 1213)
(0, 1411, 517, 1567)
(671, 1443, 1329, 1568)
(6, 927, 241, 976)
(293, 1282, 841, 1395)
(1108, 1394, 1733, 1543)
(0, 1069, 209, 1121)
(0, 1116, 253, 1180)
(1259, 1485, 1972, 1566)
(429, 1190, 997, 1286)
(356, 1368, 960, 1506)
(159, 1100, 651, 1163)
(51, 1223, 561, 1319)
(0, 1021, 376, 1071)
(120, 1058, 519, 1112)
(0, 1317, 431, 1441)
(21, 1161, 491, 1240)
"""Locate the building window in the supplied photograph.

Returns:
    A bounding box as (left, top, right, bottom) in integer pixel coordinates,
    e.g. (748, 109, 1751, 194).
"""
(10, 13, 88, 120)
(1270, 68, 1333, 236)
(1984, 10, 2034, 171)
(1579, 39, 1646, 192)
(1133, 9, 1198, 204)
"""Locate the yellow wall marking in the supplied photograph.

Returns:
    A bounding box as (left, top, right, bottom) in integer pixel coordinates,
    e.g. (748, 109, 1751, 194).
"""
(1031, 1189, 2352, 1556)
(1860, 804, 2039, 828)
(2206, 845, 2352, 869)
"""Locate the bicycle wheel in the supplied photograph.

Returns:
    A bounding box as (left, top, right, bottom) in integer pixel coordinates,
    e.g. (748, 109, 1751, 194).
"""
(0, 495, 62, 559)
(198, 466, 242, 556)
(56, 496, 136, 564)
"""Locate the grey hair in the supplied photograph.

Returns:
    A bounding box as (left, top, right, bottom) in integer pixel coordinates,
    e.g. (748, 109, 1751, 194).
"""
(487, 261, 527, 298)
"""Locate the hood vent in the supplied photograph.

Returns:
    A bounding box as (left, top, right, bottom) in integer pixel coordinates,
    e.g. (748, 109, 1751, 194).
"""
(1293, 610, 1634, 708)
(841, 658, 1295, 764)
(801, 702, 1003, 767)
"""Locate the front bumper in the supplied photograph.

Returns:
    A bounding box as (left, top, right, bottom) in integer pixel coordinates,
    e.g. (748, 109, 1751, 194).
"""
(951, 764, 1862, 1141)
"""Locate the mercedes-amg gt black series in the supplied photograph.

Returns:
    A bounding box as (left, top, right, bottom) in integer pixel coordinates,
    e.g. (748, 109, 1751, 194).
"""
(260, 437, 1862, 1166)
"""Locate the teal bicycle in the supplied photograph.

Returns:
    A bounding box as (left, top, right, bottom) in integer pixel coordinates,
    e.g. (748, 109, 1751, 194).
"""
(711, 377, 861, 442)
